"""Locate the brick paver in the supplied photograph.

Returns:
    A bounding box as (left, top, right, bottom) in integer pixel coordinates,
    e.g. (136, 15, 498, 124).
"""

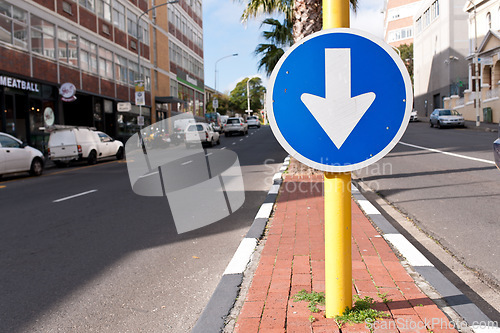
(234, 173, 458, 333)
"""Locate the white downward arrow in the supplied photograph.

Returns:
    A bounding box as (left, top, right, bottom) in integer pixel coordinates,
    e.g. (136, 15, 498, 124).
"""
(301, 48, 376, 149)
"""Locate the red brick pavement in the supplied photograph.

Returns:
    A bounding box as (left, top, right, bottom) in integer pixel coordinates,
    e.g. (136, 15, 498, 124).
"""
(234, 174, 458, 333)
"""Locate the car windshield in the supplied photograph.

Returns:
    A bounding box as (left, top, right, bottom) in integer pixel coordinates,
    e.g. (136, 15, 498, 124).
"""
(438, 110, 460, 116)
(187, 125, 204, 132)
(227, 119, 240, 124)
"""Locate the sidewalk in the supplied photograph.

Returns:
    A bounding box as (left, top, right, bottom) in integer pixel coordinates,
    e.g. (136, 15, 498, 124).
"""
(233, 172, 459, 333)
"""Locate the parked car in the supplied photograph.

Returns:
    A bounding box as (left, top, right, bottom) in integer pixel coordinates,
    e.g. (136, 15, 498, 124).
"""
(185, 123, 220, 148)
(410, 109, 418, 122)
(224, 117, 248, 136)
(429, 109, 465, 128)
(247, 115, 261, 128)
(0, 132, 44, 178)
(48, 126, 124, 166)
(173, 118, 195, 142)
(494, 123, 500, 170)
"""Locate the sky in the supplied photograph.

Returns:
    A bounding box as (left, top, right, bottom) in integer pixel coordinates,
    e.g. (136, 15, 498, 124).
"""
(202, 0, 386, 95)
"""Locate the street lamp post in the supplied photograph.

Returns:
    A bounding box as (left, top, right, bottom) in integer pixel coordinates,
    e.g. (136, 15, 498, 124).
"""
(468, 0, 480, 126)
(246, 78, 251, 115)
(214, 53, 238, 113)
(136, 0, 179, 128)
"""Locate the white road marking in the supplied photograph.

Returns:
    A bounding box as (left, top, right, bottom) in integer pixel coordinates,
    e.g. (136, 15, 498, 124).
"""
(269, 184, 280, 195)
(251, 133, 254, 135)
(53, 190, 98, 203)
(383, 234, 434, 267)
(205, 152, 213, 156)
(220, 147, 227, 150)
(239, 139, 243, 141)
(139, 171, 159, 179)
(232, 142, 236, 145)
(358, 199, 381, 215)
(181, 160, 193, 165)
(399, 142, 495, 165)
(223, 238, 258, 275)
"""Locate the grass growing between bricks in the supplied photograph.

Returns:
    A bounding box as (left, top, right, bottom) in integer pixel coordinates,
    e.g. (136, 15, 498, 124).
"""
(293, 290, 391, 327)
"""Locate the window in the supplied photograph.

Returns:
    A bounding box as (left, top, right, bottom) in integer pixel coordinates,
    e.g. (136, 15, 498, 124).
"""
(112, 1, 125, 31)
(80, 38, 97, 73)
(31, 14, 55, 58)
(115, 55, 127, 83)
(0, 134, 20, 148)
(139, 19, 149, 45)
(58, 28, 78, 66)
(487, 12, 492, 29)
(128, 60, 138, 84)
(97, 0, 111, 21)
(127, 9, 137, 37)
(79, 0, 95, 12)
(0, 1, 28, 49)
(99, 47, 113, 79)
(142, 66, 150, 90)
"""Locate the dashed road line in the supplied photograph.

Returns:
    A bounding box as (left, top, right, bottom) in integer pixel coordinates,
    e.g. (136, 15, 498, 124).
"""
(220, 147, 227, 150)
(53, 189, 98, 203)
(139, 171, 159, 179)
(181, 160, 193, 166)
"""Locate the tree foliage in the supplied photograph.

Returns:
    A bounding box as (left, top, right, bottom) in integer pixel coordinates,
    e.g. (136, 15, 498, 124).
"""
(397, 43, 413, 84)
(229, 77, 266, 114)
(206, 93, 231, 115)
(255, 18, 293, 76)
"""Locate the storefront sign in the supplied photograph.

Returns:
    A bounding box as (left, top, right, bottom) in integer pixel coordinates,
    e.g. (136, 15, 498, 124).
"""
(0, 76, 39, 92)
(59, 82, 77, 102)
(117, 102, 132, 112)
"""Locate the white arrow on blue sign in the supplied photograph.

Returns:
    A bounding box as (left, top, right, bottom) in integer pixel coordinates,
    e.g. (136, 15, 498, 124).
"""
(267, 28, 413, 172)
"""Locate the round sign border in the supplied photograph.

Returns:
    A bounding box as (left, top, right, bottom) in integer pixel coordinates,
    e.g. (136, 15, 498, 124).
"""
(44, 107, 55, 126)
(266, 28, 413, 172)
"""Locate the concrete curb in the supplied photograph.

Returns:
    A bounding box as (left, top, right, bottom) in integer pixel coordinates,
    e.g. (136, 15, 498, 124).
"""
(351, 183, 500, 333)
(191, 156, 290, 333)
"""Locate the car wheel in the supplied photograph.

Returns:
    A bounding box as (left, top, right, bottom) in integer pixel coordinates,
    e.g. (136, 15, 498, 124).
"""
(116, 147, 124, 160)
(437, 121, 441, 129)
(217, 138, 220, 145)
(88, 150, 97, 165)
(30, 158, 43, 176)
(210, 138, 215, 147)
(430, 121, 434, 128)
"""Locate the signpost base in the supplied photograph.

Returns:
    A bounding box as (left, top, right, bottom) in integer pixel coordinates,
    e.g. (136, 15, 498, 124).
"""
(324, 171, 352, 317)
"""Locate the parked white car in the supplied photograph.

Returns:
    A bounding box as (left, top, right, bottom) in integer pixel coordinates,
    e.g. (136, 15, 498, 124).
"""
(48, 126, 124, 166)
(0, 132, 44, 178)
(185, 123, 220, 148)
(224, 117, 248, 136)
(429, 109, 465, 128)
(246, 115, 261, 128)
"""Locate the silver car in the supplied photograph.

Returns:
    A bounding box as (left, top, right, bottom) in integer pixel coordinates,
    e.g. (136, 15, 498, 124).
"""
(430, 109, 465, 128)
(246, 115, 261, 128)
(224, 117, 248, 136)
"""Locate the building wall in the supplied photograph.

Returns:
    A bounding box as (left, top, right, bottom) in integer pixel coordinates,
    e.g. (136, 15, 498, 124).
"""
(384, 0, 422, 47)
(413, 0, 469, 116)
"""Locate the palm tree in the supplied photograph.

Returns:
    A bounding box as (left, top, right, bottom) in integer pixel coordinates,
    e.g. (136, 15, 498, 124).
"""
(255, 18, 293, 76)
(239, 0, 358, 41)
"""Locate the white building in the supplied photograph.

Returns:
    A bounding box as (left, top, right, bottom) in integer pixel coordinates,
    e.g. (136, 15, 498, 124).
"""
(413, 0, 469, 117)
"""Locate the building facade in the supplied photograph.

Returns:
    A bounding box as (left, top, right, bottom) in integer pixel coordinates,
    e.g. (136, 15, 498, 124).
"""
(384, 0, 423, 47)
(443, 0, 500, 123)
(413, 0, 469, 117)
(0, 0, 204, 153)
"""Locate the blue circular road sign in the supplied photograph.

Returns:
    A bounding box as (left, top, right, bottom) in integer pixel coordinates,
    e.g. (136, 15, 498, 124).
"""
(267, 28, 413, 172)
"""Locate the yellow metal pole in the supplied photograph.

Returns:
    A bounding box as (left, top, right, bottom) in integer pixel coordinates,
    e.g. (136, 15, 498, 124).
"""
(322, 0, 352, 318)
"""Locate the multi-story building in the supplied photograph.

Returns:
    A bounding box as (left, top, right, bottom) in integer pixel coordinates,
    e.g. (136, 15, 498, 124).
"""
(0, 0, 204, 152)
(413, 0, 469, 117)
(384, 0, 423, 47)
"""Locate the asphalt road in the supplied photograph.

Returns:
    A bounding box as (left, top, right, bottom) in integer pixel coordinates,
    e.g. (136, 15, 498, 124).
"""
(0, 126, 287, 333)
(355, 121, 500, 314)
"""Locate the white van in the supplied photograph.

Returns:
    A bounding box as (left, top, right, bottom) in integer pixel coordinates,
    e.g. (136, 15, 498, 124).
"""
(48, 126, 124, 166)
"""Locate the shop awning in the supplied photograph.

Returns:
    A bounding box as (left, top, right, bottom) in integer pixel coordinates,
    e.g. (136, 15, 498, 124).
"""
(155, 96, 186, 104)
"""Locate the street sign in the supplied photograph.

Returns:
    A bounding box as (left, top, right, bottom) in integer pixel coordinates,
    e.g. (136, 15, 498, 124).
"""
(137, 115, 144, 126)
(117, 102, 132, 112)
(212, 97, 218, 109)
(267, 28, 412, 172)
(135, 91, 145, 106)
